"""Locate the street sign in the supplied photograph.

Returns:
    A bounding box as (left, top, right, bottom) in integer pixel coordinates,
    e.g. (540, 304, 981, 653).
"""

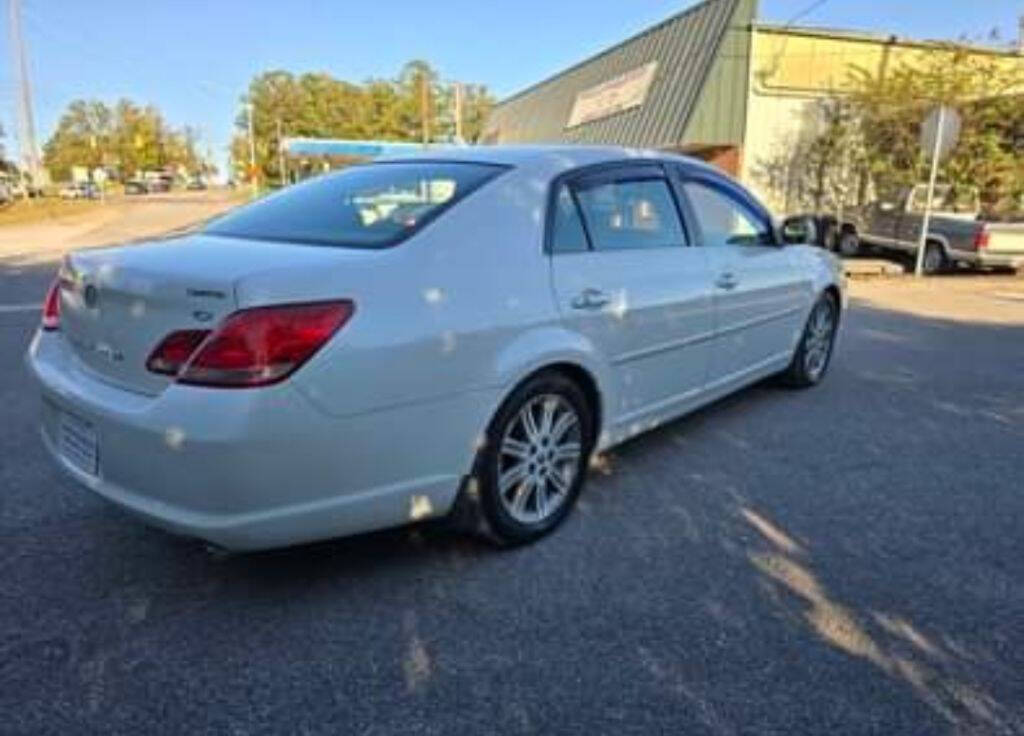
(914, 105, 961, 277)
(920, 105, 961, 161)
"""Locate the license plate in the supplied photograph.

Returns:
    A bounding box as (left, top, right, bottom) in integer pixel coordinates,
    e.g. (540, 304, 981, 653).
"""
(58, 410, 99, 476)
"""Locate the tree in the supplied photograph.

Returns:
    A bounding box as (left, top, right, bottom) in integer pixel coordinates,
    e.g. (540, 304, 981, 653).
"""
(42, 100, 113, 180)
(43, 98, 201, 182)
(846, 45, 1023, 211)
(398, 60, 439, 143)
(231, 61, 496, 186)
(458, 83, 496, 143)
(768, 44, 1024, 217)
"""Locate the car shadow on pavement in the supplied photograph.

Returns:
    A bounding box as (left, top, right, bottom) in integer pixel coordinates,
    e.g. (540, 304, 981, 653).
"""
(572, 303, 1024, 735)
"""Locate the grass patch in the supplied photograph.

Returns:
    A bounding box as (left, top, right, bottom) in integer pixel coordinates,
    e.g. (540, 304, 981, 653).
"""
(0, 197, 109, 227)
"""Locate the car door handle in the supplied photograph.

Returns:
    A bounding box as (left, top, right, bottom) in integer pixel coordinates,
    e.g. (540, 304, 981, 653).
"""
(715, 272, 738, 290)
(571, 288, 611, 310)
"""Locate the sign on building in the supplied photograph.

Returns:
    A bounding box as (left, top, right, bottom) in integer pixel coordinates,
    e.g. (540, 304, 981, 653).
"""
(566, 61, 659, 129)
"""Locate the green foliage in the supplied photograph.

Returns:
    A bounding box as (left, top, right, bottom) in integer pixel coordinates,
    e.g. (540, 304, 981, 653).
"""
(774, 45, 1024, 217)
(232, 61, 496, 185)
(846, 45, 1024, 210)
(43, 99, 209, 182)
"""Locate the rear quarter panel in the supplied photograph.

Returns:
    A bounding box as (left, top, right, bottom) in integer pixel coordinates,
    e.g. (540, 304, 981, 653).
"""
(272, 162, 595, 419)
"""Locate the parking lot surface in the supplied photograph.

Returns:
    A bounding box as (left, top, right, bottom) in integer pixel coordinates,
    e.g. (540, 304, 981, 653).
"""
(2, 255, 1023, 735)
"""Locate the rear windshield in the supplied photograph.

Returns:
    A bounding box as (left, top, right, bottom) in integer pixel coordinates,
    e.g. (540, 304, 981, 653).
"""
(206, 161, 507, 248)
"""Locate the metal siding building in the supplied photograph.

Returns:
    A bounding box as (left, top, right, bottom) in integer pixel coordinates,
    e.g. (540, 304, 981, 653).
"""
(481, 0, 757, 174)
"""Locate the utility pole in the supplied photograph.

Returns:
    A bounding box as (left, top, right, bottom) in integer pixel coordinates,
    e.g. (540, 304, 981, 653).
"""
(247, 101, 257, 197)
(452, 82, 464, 143)
(8, 0, 42, 186)
(276, 118, 287, 187)
(914, 105, 947, 277)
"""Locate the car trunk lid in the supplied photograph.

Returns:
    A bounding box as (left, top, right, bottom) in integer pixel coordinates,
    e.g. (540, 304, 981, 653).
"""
(59, 234, 358, 396)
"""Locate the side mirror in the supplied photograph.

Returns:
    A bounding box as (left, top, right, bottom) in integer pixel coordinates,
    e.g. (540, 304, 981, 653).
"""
(878, 201, 896, 213)
(780, 215, 817, 245)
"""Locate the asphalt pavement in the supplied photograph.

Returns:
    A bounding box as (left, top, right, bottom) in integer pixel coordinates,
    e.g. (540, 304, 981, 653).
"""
(2, 258, 1023, 735)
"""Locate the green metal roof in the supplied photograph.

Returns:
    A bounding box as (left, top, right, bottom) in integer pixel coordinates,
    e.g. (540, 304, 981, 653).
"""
(482, 0, 756, 149)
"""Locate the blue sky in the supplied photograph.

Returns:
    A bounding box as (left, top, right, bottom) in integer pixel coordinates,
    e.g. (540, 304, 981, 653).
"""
(1, 0, 1021, 175)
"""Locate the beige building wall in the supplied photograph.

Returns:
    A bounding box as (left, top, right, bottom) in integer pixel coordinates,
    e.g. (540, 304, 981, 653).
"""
(741, 25, 1024, 214)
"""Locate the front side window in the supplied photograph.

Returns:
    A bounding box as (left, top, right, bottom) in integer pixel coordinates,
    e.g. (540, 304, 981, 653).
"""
(683, 181, 773, 247)
(574, 178, 685, 251)
(206, 161, 506, 248)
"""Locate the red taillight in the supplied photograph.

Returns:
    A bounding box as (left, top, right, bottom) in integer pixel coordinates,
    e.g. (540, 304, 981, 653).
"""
(41, 278, 61, 331)
(162, 301, 354, 388)
(974, 228, 990, 250)
(146, 329, 211, 375)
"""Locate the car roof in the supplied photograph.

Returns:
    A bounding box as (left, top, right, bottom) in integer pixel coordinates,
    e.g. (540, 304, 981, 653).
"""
(377, 144, 718, 176)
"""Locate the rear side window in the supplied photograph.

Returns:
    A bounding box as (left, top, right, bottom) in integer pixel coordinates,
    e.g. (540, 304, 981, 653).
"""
(550, 185, 589, 253)
(574, 178, 685, 251)
(206, 161, 506, 248)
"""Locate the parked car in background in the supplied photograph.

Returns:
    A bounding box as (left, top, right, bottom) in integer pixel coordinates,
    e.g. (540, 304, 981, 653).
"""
(124, 179, 149, 195)
(834, 184, 1024, 274)
(9, 180, 44, 199)
(186, 177, 207, 191)
(60, 182, 100, 200)
(26, 146, 845, 552)
(144, 175, 172, 193)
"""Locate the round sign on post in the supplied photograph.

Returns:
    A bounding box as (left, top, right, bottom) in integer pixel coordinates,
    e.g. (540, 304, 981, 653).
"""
(920, 105, 961, 160)
(914, 105, 961, 277)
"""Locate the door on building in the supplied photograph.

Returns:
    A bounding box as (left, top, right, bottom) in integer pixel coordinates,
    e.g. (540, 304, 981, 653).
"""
(675, 169, 811, 389)
(548, 163, 714, 427)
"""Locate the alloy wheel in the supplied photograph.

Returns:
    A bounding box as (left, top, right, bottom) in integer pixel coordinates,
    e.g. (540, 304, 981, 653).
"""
(497, 394, 583, 525)
(803, 298, 836, 381)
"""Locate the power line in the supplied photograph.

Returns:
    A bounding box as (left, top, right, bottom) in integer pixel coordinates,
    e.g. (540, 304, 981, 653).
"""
(784, 0, 830, 27)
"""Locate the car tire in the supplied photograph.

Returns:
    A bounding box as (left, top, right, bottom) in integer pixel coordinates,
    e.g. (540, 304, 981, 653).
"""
(456, 371, 595, 546)
(780, 291, 839, 388)
(922, 241, 947, 275)
(837, 231, 860, 257)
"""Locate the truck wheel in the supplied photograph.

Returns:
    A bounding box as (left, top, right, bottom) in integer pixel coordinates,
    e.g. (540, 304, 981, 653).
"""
(922, 242, 947, 275)
(837, 231, 860, 257)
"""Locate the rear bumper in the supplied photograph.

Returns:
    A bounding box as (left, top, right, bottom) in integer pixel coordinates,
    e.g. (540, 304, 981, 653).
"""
(26, 330, 490, 550)
(950, 250, 1024, 269)
(977, 252, 1024, 269)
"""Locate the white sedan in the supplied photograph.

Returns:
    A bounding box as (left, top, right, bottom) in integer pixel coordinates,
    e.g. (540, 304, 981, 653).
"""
(27, 146, 845, 551)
